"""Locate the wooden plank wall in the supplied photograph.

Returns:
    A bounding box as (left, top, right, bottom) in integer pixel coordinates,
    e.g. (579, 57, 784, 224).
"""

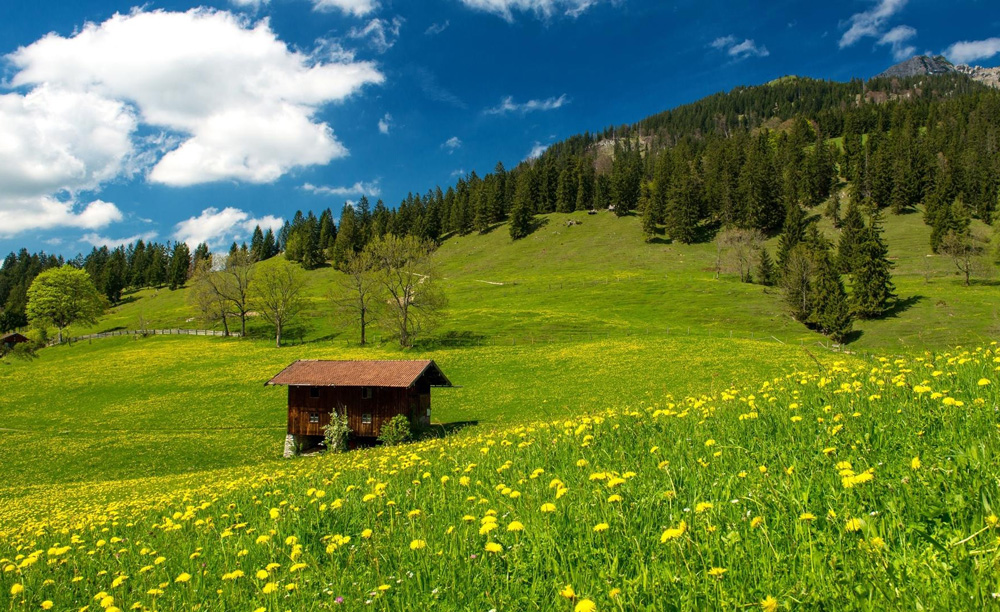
(287, 385, 428, 437)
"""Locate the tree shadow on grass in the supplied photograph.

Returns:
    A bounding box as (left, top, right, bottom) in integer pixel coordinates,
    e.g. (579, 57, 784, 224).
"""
(419, 420, 480, 440)
(840, 329, 864, 345)
(879, 294, 925, 319)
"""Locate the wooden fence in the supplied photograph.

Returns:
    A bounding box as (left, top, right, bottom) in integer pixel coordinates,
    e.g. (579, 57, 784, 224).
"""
(51, 328, 240, 345)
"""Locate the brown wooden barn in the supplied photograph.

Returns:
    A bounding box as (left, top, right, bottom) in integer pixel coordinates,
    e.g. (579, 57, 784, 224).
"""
(266, 359, 452, 455)
(0, 333, 28, 349)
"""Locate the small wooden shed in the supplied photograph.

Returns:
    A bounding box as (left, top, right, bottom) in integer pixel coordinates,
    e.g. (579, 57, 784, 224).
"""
(266, 359, 452, 455)
(0, 333, 28, 349)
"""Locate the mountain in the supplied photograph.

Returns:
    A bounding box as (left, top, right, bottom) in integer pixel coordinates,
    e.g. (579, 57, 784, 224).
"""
(876, 55, 957, 78)
(876, 55, 1000, 89)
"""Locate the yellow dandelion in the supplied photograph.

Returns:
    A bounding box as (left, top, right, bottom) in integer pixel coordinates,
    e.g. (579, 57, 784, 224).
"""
(593, 523, 609, 533)
(575, 599, 597, 612)
(484, 542, 503, 553)
(761, 595, 778, 612)
(409, 539, 426, 551)
(361, 528, 373, 539)
(507, 521, 524, 532)
(799, 512, 816, 522)
(41, 602, 53, 611)
(910, 456, 921, 470)
(540, 503, 556, 513)
(845, 518, 865, 533)
(978, 378, 991, 386)
(262, 582, 278, 594)
(660, 520, 687, 542)
(174, 573, 191, 583)
(707, 567, 727, 579)
(560, 584, 576, 599)
(10, 584, 23, 596)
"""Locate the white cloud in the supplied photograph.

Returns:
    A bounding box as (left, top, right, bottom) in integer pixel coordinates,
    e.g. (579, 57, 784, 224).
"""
(425, 21, 450, 35)
(710, 36, 769, 60)
(485, 94, 569, 115)
(458, 0, 606, 21)
(450, 168, 466, 177)
(877, 25, 917, 61)
(229, 0, 268, 9)
(173, 207, 283, 248)
(944, 37, 1000, 65)
(0, 85, 132, 235)
(526, 141, 549, 160)
(378, 113, 392, 134)
(80, 231, 158, 248)
(8, 8, 384, 189)
(442, 136, 462, 152)
(348, 17, 404, 53)
(302, 180, 381, 197)
(839, 0, 908, 49)
(710, 35, 736, 50)
(311, 0, 378, 16)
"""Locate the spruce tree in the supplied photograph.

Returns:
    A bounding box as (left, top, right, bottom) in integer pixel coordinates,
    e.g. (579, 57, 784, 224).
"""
(575, 161, 595, 211)
(756, 246, 776, 287)
(837, 197, 866, 273)
(332, 204, 358, 268)
(664, 165, 701, 244)
(809, 251, 853, 343)
(851, 211, 896, 319)
(249, 226, 265, 261)
(168, 242, 191, 290)
(262, 229, 277, 259)
(777, 202, 806, 270)
(509, 171, 534, 240)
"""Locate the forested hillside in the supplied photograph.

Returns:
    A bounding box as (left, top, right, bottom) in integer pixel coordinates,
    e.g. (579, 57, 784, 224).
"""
(2, 71, 999, 342)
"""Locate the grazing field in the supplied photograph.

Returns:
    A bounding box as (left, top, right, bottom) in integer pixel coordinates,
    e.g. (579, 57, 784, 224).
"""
(0, 333, 836, 492)
(1, 344, 997, 610)
(67, 210, 999, 351)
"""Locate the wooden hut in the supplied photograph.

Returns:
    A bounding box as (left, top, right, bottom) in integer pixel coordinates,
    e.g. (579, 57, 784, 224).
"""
(0, 333, 28, 349)
(266, 359, 452, 455)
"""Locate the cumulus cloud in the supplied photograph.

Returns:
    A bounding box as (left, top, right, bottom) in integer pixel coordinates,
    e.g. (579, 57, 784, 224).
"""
(425, 21, 450, 35)
(378, 113, 392, 134)
(710, 35, 769, 60)
(348, 17, 404, 53)
(229, 0, 268, 9)
(80, 231, 158, 248)
(302, 180, 381, 197)
(877, 25, 917, 61)
(442, 136, 462, 153)
(839, 0, 908, 49)
(7, 8, 384, 189)
(944, 37, 1000, 65)
(458, 0, 607, 21)
(0, 84, 133, 235)
(173, 207, 283, 248)
(311, 0, 378, 16)
(485, 94, 569, 115)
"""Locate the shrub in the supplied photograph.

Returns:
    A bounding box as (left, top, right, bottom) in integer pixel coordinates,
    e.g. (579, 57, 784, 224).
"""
(378, 414, 411, 446)
(322, 408, 350, 453)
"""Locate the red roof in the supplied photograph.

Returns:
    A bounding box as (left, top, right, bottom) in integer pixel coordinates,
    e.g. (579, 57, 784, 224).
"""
(266, 360, 452, 388)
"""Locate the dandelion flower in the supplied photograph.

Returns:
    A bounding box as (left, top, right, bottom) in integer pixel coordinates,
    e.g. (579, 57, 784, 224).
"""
(761, 595, 778, 612)
(41, 602, 53, 610)
(484, 542, 503, 553)
(507, 521, 524, 532)
(695, 502, 713, 514)
(10, 584, 23, 596)
(262, 582, 278, 594)
(409, 539, 426, 551)
(540, 503, 556, 513)
(799, 512, 816, 522)
(660, 520, 687, 542)
(910, 456, 921, 470)
(560, 584, 576, 599)
(575, 599, 597, 612)
(361, 529, 373, 539)
(593, 523, 609, 533)
(707, 567, 727, 579)
(978, 378, 991, 386)
(845, 518, 865, 533)
(609, 588, 621, 598)
(174, 573, 191, 583)
(256, 570, 269, 580)
(607, 494, 622, 503)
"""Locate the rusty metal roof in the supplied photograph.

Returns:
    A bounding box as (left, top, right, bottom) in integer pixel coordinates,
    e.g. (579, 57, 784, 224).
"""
(266, 359, 452, 388)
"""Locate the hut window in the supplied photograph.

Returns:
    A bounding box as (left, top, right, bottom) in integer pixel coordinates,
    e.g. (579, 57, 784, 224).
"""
(309, 413, 320, 424)
(310, 387, 320, 398)
(362, 387, 373, 399)
(362, 413, 372, 424)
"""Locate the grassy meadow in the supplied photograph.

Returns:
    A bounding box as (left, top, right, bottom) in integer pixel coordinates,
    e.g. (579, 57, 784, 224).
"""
(1, 345, 997, 610)
(2, 208, 999, 609)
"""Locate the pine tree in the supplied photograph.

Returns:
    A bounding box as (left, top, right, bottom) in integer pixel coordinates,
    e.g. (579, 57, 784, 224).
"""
(777, 202, 806, 270)
(168, 242, 191, 290)
(556, 165, 577, 213)
(640, 183, 657, 241)
(851, 211, 896, 319)
(825, 190, 842, 228)
(837, 197, 866, 273)
(262, 229, 277, 260)
(249, 226, 265, 261)
(318, 209, 337, 253)
(930, 196, 971, 253)
(756, 246, 776, 286)
(611, 139, 641, 216)
(509, 171, 534, 240)
(664, 165, 701, 244)
(809, 251, 853, 343)
(575, 161, 595, 211)
(332, 204, 358, 268)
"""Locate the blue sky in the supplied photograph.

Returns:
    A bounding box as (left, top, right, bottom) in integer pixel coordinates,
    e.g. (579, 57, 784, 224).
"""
(1, 0, 998, 256)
